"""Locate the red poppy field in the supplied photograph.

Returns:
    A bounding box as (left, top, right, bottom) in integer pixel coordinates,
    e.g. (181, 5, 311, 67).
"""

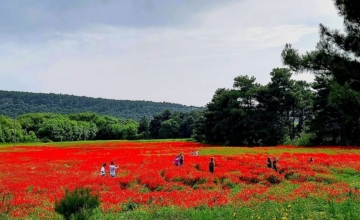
(1, 141, 360, 219)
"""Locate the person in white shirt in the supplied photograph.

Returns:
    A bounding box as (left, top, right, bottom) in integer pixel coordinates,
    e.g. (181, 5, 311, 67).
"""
(195, 150, 199, 156)
(109, 161, 119, 177)
(100, 163, 106, 176)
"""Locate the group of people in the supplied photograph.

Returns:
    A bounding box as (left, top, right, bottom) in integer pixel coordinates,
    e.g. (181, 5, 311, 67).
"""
(173, 150, 200, 166)
(190, 150, 199, 156)
(267, 157, 278, 172)
(102, 152, 316, 177)
(100, 161, 119, 177)
(173, 151, 215, 174)
(100, 151, 202, 177)
(267, 156, 315, 173)
(173, 153, 185, 166)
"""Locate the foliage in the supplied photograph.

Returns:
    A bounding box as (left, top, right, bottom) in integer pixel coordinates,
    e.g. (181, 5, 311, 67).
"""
(193, 73, 313, 146)
(54, 187, 100, 220)
(0, 115, 34, 143)
(17, 112, 138, 143)
(121, 200, 142, 212)
(281, 0, 360, 145)
(284, 131, 316, 146)
(0, 110, 200, 143)
(0, 90, 202, 121)
(149, 110, 200, 139)
(137, 116, 150, 139)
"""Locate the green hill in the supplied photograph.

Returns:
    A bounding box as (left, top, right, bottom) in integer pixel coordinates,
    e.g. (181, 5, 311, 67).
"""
(0, 90, 202, 120)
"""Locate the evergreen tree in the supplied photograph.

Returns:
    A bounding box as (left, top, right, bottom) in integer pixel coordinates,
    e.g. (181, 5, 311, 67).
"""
(137, 116, 150, 138)
(282, 0, 360, 145)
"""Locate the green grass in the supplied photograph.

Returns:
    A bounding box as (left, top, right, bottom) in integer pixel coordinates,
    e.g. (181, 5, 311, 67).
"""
(200, 146, 360, 156)
(266, 181, 300, 196)
(332, 168, 360, 188)
(90, 196, 360, 220)
(5, 196, 360, 220)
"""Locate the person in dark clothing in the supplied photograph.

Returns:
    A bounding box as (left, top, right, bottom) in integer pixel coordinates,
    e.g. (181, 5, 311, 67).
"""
(272, 157, 278, 172)
(309, 157, 314, 162)
(267, 157, 272, 168)
(209, 157, 215, 174)
(179, 153, 184, 166)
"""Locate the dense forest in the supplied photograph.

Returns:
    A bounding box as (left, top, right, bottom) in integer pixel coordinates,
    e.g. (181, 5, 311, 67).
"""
(193, 0, 360, 146)
(0, 90, 201, 120)
(0, 110, 200, 143)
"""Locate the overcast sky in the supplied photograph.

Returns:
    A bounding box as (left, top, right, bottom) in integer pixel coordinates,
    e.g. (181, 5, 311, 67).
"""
(0, 0, 343, 106)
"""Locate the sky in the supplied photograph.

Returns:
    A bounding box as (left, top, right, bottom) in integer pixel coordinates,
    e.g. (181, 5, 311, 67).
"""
(0, 0, 343, 107)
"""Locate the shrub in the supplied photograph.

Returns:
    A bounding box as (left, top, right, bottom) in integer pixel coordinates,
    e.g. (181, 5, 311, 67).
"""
(54, 187, 100, 220)
(266, 175, 281, 184)
(285, 171, 300, 180)
(121, 200, 142, 212)
(222, 179, 237, 188)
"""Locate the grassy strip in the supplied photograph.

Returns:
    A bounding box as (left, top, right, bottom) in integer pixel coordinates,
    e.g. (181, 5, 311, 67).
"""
(89, 196, 360, 220)
(6, 196, 360, 220)
(200, 146, 360, 156)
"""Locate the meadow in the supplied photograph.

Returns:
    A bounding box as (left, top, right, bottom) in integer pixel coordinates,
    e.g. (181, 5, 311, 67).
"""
(1, 140, 360, 219)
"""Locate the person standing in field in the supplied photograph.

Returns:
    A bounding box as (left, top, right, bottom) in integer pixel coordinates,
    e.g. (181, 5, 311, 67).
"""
(267, 157, 272, 168)
(272, 157, 278, 172)
(195, 150, 199, 156)
(174, 155, 179, 166)
(109, 161, 119, 177)
(209, 157, 215, 173)
(179, 153, 184, 166)
(100, 163, 106, 176)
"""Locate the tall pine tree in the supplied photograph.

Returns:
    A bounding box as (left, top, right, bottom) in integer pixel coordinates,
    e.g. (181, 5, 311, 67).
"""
(282, 0, 360, 145)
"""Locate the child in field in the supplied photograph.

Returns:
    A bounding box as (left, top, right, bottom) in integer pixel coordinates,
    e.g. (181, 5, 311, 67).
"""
(174, 155, 179, 166)
(109, 161, 119, 177)
(100, 163, 106, 176)
(209, 157, 215, 173)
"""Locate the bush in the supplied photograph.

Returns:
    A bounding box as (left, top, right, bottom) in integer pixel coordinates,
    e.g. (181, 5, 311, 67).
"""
(266, 174, 281, 184)
(21, 131, 38, 142)
(54, 187, 100, 220)
(121, 200, 142, 212)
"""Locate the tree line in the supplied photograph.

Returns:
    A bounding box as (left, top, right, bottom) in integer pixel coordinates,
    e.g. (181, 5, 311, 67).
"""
(0, 90, 202, 120)
(0, 111, 200, 143)
(192, 0, 360, 146)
